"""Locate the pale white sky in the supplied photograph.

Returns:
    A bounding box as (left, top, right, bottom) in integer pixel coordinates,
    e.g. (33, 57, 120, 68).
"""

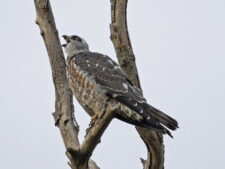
(0, 0, 225, 169)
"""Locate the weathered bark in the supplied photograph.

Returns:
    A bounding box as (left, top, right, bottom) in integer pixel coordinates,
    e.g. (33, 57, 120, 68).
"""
(34, 0, 80, 167)
(34, 0, 114, 168)
(110, 0, 165, 168)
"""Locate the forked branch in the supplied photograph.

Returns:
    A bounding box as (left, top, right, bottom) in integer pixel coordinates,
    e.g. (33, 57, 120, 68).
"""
(34, 0, 165, 168)
(110, 0, 165, 168)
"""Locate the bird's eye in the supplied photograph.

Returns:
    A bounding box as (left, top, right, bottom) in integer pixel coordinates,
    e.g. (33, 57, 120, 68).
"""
(71, 35, 82, 42)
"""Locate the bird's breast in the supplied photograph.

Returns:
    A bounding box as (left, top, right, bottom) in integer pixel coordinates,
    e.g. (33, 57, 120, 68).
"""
(66, 59, 108, 116)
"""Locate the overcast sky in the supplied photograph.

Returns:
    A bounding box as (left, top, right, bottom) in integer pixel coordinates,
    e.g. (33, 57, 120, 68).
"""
(0, 0, 225, 169)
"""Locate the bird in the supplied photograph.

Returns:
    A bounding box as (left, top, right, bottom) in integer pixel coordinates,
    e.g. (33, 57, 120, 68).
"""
(62, 35, 178, 137)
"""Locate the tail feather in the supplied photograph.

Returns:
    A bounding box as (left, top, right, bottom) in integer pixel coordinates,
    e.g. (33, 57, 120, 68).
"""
(113, 95, 178, 137)
(143, 103, 179, 131)
(141, 118, 174, 137)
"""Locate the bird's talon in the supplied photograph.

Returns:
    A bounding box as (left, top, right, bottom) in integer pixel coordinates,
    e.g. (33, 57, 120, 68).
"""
(90, 114, 98, 125)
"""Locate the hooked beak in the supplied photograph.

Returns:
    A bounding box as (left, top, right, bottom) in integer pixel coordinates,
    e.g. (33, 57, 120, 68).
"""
(62, 35, 69, 47)
(62, 35, 68, 40)
(63, 35, 70, 42)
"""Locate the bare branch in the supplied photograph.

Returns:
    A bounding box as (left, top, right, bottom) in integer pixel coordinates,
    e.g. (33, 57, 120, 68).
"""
(66, 106, 114, 168)
(34, 0, 112, 168)
(110, 0, 165, 168)
(34, 0, 81, 167)
(79, 105, 114, 160)
(34, 0, 79, 151)
(110, 0, 141, 89)
(88, 160, 100, 169)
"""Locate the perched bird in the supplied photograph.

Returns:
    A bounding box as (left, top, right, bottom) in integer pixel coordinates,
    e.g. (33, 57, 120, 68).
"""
(62, 35, 178, 137)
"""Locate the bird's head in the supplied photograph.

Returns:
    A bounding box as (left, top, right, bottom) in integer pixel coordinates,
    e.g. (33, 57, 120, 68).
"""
(62, 35, 89, 57)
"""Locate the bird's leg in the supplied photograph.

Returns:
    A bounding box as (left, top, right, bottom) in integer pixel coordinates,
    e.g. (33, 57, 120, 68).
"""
(85, 114, 98, 137)
(90, 113, 98, 125)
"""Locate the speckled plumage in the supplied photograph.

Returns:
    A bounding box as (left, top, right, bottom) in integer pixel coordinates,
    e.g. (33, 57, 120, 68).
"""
(66, 52, 143, 122)
(63, 35, 178, 137)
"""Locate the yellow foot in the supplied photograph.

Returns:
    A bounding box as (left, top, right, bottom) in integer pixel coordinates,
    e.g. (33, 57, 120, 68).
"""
(85, 114, 98, 137)
(90, 114, 98, 125)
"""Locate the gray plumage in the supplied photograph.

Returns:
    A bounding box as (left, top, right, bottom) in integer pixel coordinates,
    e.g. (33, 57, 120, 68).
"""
(63, 35, 178, 137)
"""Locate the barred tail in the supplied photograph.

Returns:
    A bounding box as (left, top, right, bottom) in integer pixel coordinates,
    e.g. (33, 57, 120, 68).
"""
(114, 96, 178, 137)
(142, 103, 178, 137)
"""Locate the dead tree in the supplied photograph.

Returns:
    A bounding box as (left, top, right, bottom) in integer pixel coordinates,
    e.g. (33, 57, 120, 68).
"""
(34, 0, 164, 168)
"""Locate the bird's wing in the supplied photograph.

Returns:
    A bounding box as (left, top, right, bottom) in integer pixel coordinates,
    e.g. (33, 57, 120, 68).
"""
(74, 51, 146, 103)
